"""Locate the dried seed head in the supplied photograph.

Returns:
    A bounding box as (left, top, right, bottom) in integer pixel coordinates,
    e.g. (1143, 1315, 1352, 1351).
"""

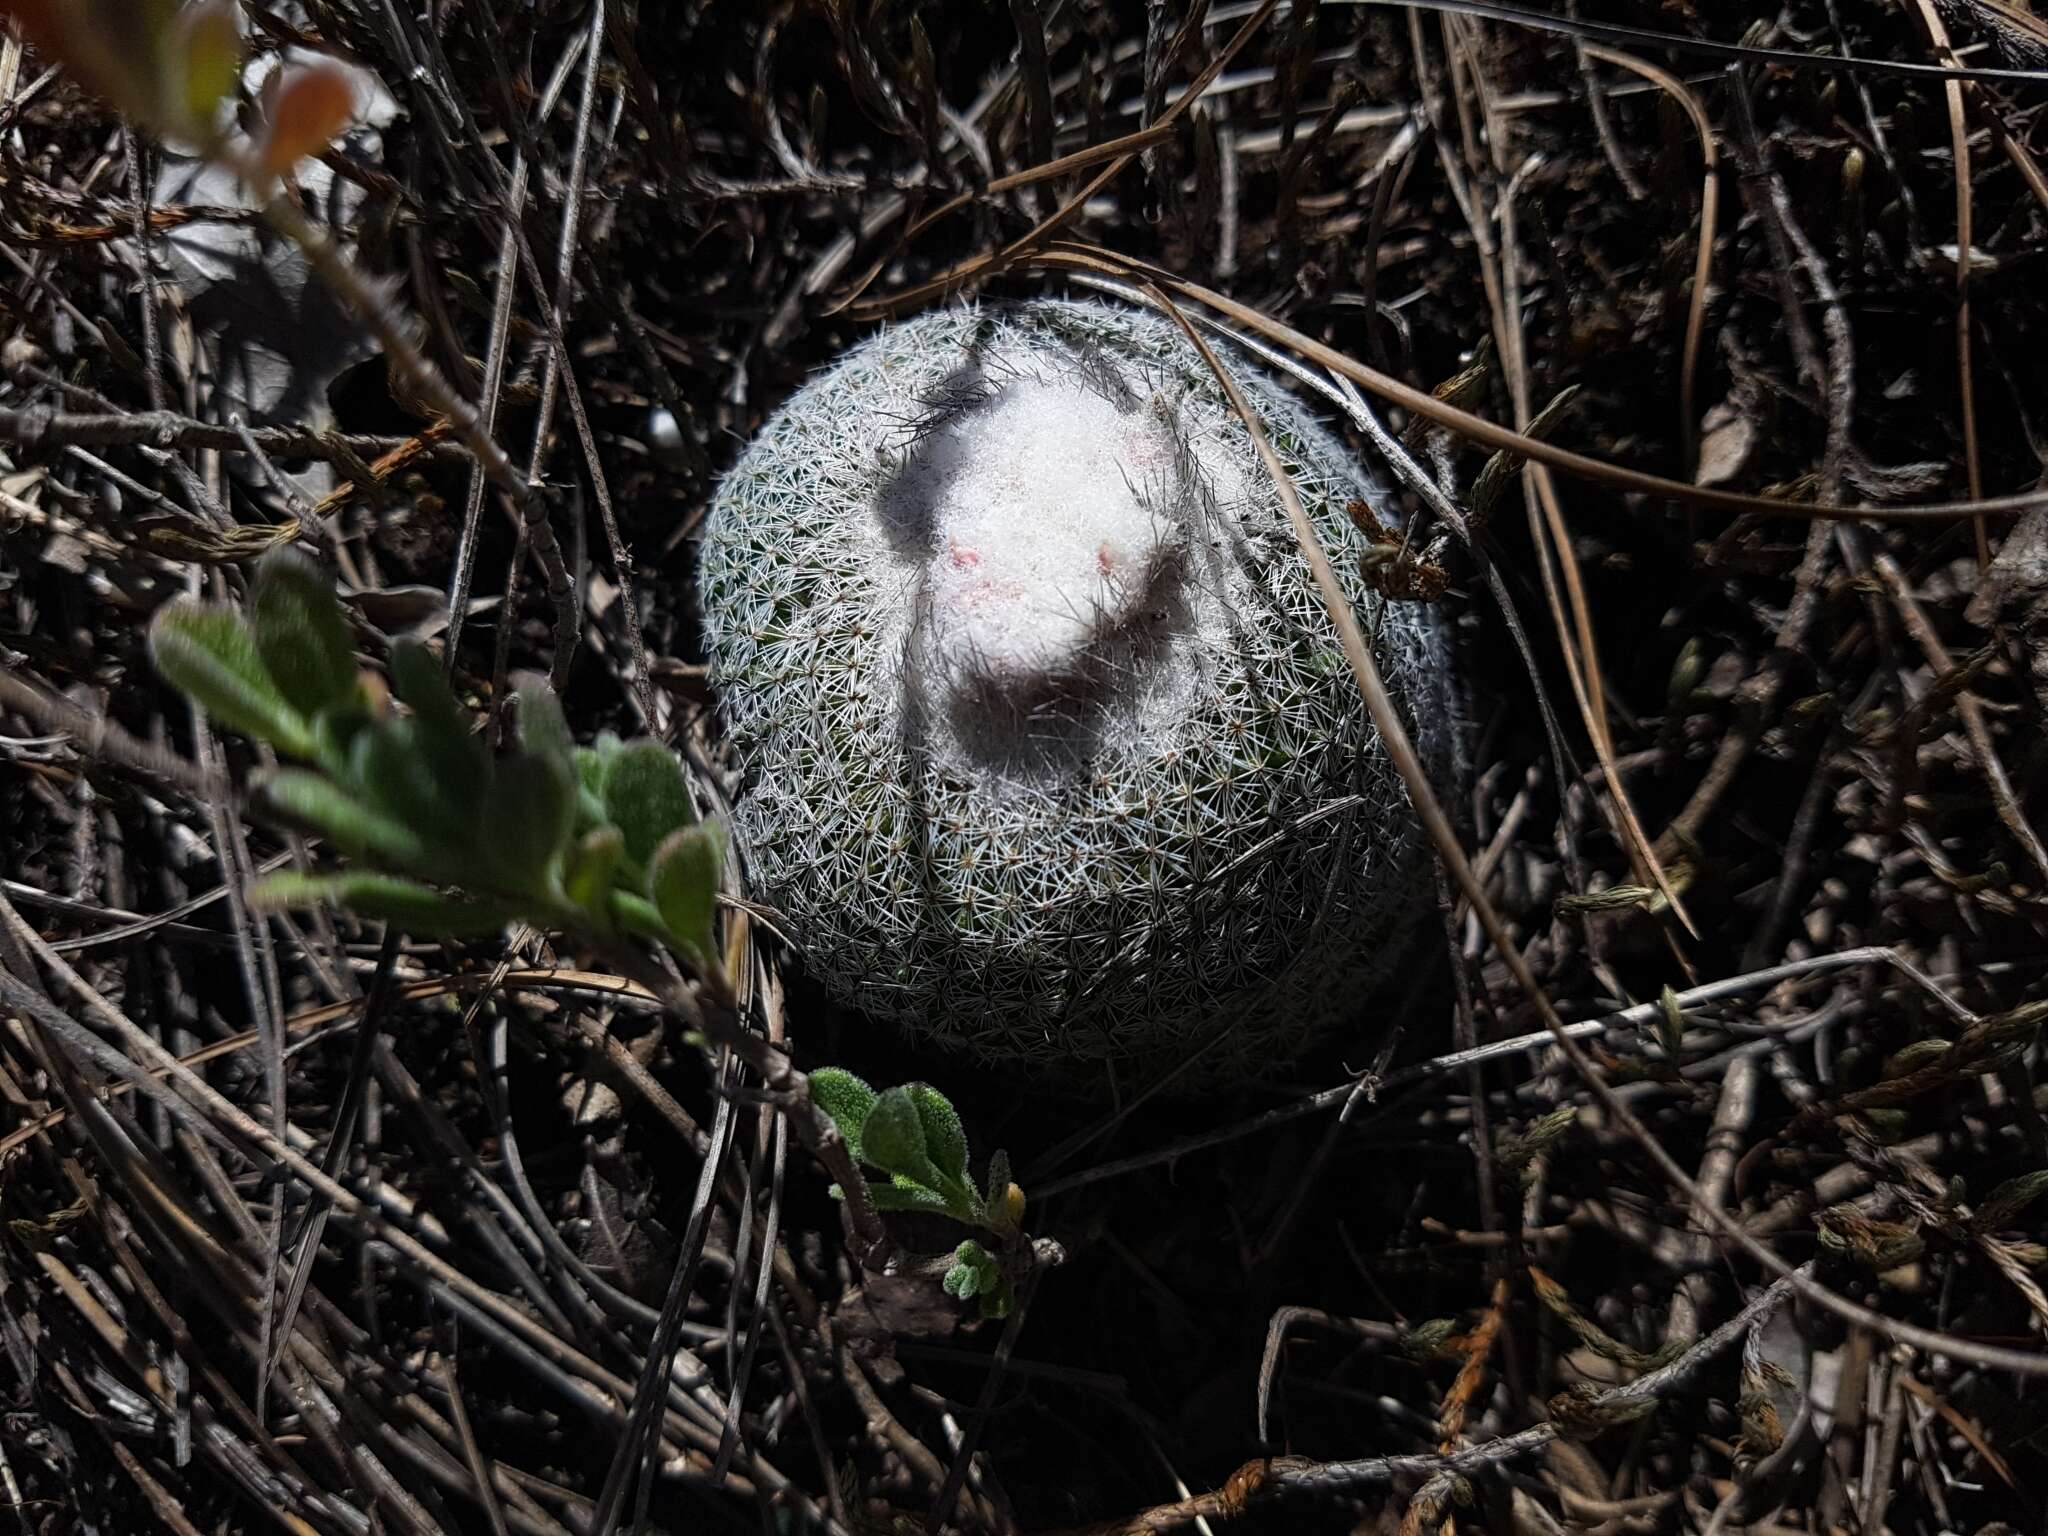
(700, 298, 1461, 1090)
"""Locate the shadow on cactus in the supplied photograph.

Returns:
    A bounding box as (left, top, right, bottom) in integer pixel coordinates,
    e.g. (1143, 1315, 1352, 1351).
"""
(148, 548, 726, 979)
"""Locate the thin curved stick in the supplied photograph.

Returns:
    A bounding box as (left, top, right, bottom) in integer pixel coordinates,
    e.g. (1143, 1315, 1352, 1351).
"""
(1906, 0, 1992, 570)
(1581, 44, 1717, 479)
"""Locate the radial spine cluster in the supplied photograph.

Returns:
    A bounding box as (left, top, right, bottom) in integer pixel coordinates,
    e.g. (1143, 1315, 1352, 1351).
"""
(699, 298, 1459, 1088)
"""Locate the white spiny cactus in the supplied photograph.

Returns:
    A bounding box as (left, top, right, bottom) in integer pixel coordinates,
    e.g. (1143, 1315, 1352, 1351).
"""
(699, 298, 1459, 1089)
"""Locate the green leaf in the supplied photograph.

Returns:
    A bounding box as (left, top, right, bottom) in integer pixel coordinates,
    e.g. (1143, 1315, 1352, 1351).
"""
(563, 826, 625, 915)
(389, 640, 486, 804)
(312, 695, 375, 772)
(484, 750, 575, 893)
(984, 1149, 1023, 1232)
(810, 1069, 878, 1164)
(581, 734, 621, 793)
(347, 718, 451, 838)
(250, 871, 506, 935)
(862, 1085, 943, 1189)
(602, 740, 694, 866)
(150, 600, 311, 756)
(649, 822, 725, 963)
(261, 770, 426, 868)
(985, 1148, 1012, 1207)
(863, 1182, 958, 1216)
(514, 673, 574, 777)
(908, 1083, 970, 1190)
(572, 746, 609, 830)
(169, 0, 242, 138)
(249, 547, 357, 719)
(607, 889, 673, 947)
(948, 1242, 1010, 1319)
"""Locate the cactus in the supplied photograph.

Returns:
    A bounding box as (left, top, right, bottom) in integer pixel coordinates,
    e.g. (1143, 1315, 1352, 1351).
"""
(699, 298, 1460, 1089)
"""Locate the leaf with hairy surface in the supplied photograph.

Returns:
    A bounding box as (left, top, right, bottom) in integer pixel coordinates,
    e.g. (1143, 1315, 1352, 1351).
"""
(150, 600, 312, 757)
(603, 740, 694, 867)
(810, 1069, 878, 1164)
(250, 547, 357, 718)
(649, 822, 724, 964)
(250, 871, 505, 935)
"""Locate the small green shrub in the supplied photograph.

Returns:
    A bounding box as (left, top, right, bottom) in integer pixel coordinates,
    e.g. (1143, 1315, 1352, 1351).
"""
(810, 1067, 1025, 1318)
(150, 548, 725, 974)
(151, 553, 1037, 1321)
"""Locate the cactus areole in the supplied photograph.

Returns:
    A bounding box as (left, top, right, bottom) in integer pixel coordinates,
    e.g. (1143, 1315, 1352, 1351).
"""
(700, 299, 1459, 1089)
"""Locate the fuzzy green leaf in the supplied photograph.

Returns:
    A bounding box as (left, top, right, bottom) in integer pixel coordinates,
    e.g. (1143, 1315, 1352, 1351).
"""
(862, 1086, 942, 1189)
(985, 1148, 1012, 1207)
(312, 695, 375, 771)
(250, 871, 506, 935)
(261, 770, 426, 868)
(810, 1069, 878, 1164)
(563, 826, 625, 916)
(863, 1182, 958, 1216)
(389, 640, 486, 804)
(347, 719, 453, 843)
(484, 750, 575, 893)
(602, 740, 694, 866)
(950, 1244, 1013, 1320)
(984, 1149, 1023, 1232)
(582, 734, 624, 791)
(171, 0, 242, 138)
(150, 600, 311, 756)
(249, 548, 357, 719)
(908, 1083, 970, 1191)
(649, 822, 724, 963)
(571, 746, 608, 830)
(514, 673, 574, 777)
(607, 889, 673, 947)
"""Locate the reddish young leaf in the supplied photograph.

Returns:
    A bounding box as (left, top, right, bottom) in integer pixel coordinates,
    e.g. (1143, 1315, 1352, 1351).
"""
(256, 60, 354, 175)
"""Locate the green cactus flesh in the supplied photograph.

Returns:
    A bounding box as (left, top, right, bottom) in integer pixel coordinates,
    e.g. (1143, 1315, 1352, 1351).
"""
(699, 299, 1459, 1088)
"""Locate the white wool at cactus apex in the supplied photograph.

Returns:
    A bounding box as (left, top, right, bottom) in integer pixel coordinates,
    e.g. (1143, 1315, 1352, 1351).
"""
(699, 298, 1463, 1090)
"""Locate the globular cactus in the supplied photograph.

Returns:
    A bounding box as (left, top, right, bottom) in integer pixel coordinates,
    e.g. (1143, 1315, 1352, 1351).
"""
(699, 298, 1459, 1090)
